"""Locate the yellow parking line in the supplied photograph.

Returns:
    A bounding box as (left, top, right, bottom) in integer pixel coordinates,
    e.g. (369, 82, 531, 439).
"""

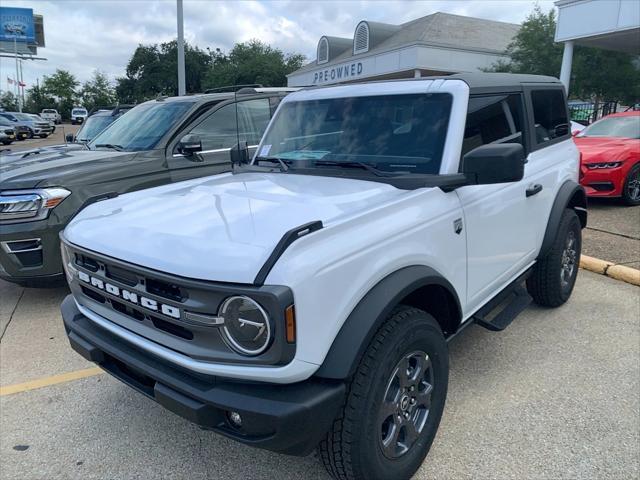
(0, 367, 104, 397)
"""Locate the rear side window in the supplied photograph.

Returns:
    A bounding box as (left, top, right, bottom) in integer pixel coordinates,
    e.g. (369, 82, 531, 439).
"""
(531, 89, 570, 144)
(461, 94, 525, 156)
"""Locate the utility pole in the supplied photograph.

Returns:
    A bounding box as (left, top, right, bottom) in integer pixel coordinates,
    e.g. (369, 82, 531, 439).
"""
(14, 37, 22, 111)
(176, 0, 186, 96)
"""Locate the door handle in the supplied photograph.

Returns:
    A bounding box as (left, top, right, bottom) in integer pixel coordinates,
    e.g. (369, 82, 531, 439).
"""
(526, 184, 543, 197)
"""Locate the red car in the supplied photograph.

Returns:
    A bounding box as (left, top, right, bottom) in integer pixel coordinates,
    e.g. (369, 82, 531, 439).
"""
(575, 111, 640, 205)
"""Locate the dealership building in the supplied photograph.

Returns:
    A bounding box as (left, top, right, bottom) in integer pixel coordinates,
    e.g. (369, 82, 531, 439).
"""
(287, 12, 520, 87)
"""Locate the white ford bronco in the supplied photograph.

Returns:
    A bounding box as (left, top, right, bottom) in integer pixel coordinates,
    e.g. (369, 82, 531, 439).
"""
(60, 73, 586, 480)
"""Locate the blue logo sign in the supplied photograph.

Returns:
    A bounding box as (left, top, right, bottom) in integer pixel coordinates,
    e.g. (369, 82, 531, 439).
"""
(0, 7, 35, 43)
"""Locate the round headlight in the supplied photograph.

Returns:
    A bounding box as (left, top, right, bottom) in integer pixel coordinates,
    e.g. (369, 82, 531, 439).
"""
(219, 296, 271, 356)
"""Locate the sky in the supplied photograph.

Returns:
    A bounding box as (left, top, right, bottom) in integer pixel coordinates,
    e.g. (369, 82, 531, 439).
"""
(0, 0, 555, 91)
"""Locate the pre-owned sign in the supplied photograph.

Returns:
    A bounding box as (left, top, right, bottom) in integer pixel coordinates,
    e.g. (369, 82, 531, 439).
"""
(313, 62, 364, 84)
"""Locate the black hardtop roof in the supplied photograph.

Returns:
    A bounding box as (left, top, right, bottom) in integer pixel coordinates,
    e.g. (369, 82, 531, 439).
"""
(139, 89, 289, 107)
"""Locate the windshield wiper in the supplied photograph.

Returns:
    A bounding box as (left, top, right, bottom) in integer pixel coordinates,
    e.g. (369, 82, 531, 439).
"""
(94, 143, 124, 151)
(254, 156, 290, 172)
(313, 160, 393, 177)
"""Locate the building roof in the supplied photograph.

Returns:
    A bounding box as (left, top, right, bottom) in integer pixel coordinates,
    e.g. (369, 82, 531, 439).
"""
(292, 12, 520, 74)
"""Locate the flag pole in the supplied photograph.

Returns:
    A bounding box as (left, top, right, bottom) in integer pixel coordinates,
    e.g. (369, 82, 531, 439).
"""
(14, 36, 22, 112)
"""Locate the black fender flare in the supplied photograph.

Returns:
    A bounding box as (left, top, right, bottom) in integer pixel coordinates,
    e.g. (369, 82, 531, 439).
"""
(539, 180, 587, 259)
(314, 265, 461, 380)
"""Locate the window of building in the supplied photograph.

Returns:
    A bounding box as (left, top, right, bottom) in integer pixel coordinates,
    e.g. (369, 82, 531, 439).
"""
(353, 22, 370, 54)
(317, 37, 329, 64)
(461, 94, 525, 157)
(531, 89, 570, 144)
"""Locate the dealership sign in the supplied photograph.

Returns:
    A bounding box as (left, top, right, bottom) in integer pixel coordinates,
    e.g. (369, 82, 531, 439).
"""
(312, 61, 365, 84)
(0, 7, 35, 43)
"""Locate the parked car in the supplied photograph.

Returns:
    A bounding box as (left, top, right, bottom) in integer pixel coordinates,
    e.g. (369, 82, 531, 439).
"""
(70, 107, 89, 124)
(59, 73, 586, 480)
(0, 117, 17, 145)
(28, 114, 56, 134)
(0, 112, 53, 138)
(575, 111, 640, 205)
(41, 109, 62, 124)
(0, 88, 291, 287)
(0, 116, 29, 141)
(67, 105, 134, 144)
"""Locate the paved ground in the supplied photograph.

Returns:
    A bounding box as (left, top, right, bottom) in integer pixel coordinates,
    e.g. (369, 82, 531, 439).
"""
(583, 198, 640, 269)
(1, 123, 80, 153)
(0, 270, 638, 480)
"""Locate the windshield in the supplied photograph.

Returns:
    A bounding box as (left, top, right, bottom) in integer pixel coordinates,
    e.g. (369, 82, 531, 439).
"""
(15, 113, 34, 121)
(42, 109, 55, 113)
(89, 100, 194, 151)
(258, 93, 452, 174)
(72, 109, 87, 115)
(578, 115, 640, 139)
(76, 115, 116, 142)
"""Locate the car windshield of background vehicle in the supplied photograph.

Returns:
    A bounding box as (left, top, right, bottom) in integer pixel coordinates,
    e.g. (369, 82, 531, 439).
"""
(15, 113, 35, 121)
(42, 109, 56, 114)
(89, 101, 194, 151)
(258, 93, 452, 174)
(76, 115, 115, 142)
(578, 115, 640, 139)
(72, 109, 87, 116)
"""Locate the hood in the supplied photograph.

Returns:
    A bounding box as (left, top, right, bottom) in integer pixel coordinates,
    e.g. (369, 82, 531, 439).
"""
(65, 172, 408, 284)
(0, 149, 136, 190)
(574, 136, 638, 163)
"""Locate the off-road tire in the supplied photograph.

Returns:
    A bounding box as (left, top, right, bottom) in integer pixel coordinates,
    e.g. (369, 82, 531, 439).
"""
(527, 208, 581, 307)
(318, 306, 448, 480)
(622, 163, 640, 206)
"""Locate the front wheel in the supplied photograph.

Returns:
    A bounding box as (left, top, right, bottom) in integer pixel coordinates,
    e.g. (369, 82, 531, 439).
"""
(527, 208, 582, 307)
(622, 163, 640, 206)
(318, 306, 448, 480)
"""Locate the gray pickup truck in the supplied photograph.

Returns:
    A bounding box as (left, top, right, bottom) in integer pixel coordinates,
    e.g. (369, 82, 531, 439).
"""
(0, 88, 291, 287)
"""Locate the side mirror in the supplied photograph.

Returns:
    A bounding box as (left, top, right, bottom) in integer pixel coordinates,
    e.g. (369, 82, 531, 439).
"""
(178, 134, 203, 159)
(65, 133, 75, 143)
(572, 129, 580, 137)
(461, 143, 525, 185)
(552, 123, 570, 138)
(230, 141, 249, 165)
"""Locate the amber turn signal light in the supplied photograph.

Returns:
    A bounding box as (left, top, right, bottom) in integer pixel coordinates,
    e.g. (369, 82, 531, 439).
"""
(285, 305, 296, 343)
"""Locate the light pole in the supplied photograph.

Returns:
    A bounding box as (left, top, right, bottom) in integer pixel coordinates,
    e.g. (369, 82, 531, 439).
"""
(177, 0, 186, 96)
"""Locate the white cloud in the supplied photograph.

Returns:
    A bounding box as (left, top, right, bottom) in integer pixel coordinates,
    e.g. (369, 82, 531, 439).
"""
(0, 0, 555, 92)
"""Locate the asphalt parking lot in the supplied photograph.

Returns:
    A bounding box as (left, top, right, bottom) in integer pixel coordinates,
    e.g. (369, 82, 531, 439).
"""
(0, 269, 638, 480)
(1, 123, 80, 153)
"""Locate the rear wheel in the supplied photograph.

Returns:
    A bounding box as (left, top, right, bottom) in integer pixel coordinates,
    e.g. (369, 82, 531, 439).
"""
(318, 306, 448, 480)
(622, 163, 640, 206)
(527, 208, 581, 307)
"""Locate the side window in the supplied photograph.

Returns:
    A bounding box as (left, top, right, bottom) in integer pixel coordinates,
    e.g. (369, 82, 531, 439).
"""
(186, 98, 271, 151)
(531, 89, 569, 144)
(461, 94, 525, 157)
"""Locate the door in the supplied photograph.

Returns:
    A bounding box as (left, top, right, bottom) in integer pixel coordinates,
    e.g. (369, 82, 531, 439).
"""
(455, 93, 537, 313)
(168, 97, 273, 182)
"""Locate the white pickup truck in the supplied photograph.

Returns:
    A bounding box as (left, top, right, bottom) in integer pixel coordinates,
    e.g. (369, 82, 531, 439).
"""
(40, 109, 61, 124)
(60, 73, 586, 480)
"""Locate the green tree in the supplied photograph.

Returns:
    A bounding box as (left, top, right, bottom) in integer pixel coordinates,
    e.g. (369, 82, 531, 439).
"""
(0, 91, 19, 111)
(41, 69, 80, 120)
(24, 83, 55, 113)
(488, 6, 640, 104)
(204, 40, 305, 89)
(80, 70, 116, 112)
(116, 41, 212, 102)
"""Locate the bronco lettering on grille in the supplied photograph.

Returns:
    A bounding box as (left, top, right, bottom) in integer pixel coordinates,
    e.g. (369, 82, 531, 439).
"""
(78, 271, 181, 319)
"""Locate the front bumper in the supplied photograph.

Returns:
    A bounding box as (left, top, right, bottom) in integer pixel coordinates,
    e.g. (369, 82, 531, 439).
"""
(62, 295, 345, 456)
(580, 164, 625, 197)
(0, 217, 65, 284)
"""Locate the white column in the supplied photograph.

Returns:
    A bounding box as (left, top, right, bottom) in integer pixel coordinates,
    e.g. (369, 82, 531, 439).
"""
(414, 69, 421, 78)
(559, 41, 574, 95)
(176, 0, 186, 96)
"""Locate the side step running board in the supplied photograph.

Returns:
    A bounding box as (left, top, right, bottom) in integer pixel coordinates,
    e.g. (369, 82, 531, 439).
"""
(473, 284, 533, 332)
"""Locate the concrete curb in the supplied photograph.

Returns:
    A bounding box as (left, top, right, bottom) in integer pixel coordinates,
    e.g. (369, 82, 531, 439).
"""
(580, 255, 640, 287)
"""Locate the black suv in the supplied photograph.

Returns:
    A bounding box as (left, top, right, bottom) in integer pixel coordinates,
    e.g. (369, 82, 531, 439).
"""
(0, 88, 292, 287)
